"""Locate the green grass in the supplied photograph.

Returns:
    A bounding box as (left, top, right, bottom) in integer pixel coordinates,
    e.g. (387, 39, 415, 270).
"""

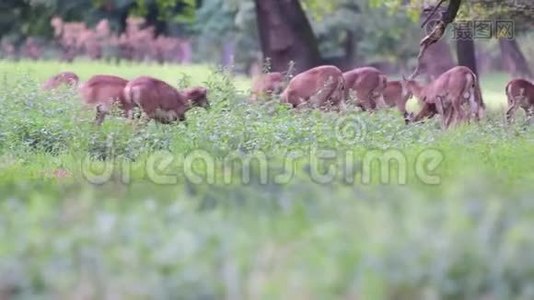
(1, 60, 534, 299)
(0, 59, 251, 91)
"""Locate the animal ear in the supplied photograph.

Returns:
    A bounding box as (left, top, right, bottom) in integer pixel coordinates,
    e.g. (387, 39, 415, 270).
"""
(198, 87, 208, 97)
(188, 87, 207, 99)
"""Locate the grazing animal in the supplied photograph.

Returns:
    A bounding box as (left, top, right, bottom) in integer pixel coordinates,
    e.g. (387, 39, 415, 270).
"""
(402, 66, 485, 129)
(505, 78, 534, 124)
(383, 80, 426, 123)
(342, 67, 387, 111)
(124, 76, 209, 123)
(42, 72, 79, 90)
(79, 75, 130, 125)
(281, 65, 345, 110)
(383, 80, 412, 114)
(181, 86, 210, 109)
(251, 72, 285, 101)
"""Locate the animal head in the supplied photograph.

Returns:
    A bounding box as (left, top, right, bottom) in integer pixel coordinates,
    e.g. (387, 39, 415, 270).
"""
(252, 72, 285, 100)
(401, 75, 417, 100)
(43, 72, 79, 90)
(182, 87, 210, 109)
(403, 111, 415, 125)
(266, 72, 285, 92)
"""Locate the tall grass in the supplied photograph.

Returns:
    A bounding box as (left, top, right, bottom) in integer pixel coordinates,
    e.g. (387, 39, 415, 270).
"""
(0, 61, 533, 299)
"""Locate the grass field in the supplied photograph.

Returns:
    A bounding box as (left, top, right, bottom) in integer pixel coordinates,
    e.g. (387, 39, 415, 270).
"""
(1, 60, 534, 299)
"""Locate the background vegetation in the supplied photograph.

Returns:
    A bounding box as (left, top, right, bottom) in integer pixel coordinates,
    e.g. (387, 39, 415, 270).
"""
(1, 0, 533, 76)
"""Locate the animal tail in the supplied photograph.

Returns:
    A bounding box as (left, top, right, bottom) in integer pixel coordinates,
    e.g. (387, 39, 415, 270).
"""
(473, 74, 485, 120)
(465, 73, 478, 118)
(124, 85, 142, 108)
(505, 81, 514, 106)
(372, 74, 388, 109)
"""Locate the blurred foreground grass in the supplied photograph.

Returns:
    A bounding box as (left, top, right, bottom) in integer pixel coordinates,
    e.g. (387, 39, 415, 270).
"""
(0, 60, 533, 299)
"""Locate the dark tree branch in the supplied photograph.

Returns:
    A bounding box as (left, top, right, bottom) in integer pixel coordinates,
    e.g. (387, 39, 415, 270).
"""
(421, 0, 446, 29)
(410, 0, 462, 79)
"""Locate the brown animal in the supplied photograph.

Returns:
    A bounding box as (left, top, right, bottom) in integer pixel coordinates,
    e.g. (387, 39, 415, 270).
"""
(251, 72, 285, 101)
(383, 80, 428, 123)
(42, 72, 80, 90)
(383, 80, 411, 114)
(403, 66, 485, 129)
(124, 76, 209, 123)
(505, 78, 534, 123)
(343, 67, 387, 111)
(281, 65, 345, 110)
(182, 86, 210, 109)
(78, 75, 130, 125)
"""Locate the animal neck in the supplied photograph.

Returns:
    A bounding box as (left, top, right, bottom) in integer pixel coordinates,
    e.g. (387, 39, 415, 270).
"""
(409, 81, 424, 99)
(184, 98, 195, 110)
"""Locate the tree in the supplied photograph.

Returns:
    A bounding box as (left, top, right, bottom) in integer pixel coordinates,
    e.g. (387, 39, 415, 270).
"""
(473, 0, 534, 78)
(409, 0, 462, 78)
(456, 38, 477, 75)
(499, 39, 532, 78)
(453, 0, 533, 77)
(0, 0, 93, 40)
(409, 0, 534, 78)
(418, 4, 455, 79)
(253, 0, 322, 73)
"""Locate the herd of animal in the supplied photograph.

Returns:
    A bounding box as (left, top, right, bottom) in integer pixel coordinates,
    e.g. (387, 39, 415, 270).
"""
(42, 64, 534, 129)
(252, 65, 485, 128)
(253, 65, 534, 128)
(42, 72, 209, 125)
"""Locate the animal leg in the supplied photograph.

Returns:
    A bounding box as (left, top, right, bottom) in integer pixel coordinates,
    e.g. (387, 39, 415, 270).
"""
(371, 89, 387, 109)
(452, 96, 465, 127)
(467, 87, 479, 122)
(505, 101, 519, 124)
(434, 96, 448, 129)
(94, 105, 108, 126)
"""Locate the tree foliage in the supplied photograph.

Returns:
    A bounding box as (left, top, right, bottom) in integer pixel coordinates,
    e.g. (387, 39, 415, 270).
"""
(1, 0, 532, 69)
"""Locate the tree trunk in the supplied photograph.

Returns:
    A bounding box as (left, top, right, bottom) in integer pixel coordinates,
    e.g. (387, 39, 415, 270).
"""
(420, 8, 455, 80)
(221, 40, 235, 67)
(254, 0, 322, 73)
(322, 30, 356, 71)
(421, 41, 455, 80)
(499, 39, 532, 78)
(456, 38, 478, 76)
